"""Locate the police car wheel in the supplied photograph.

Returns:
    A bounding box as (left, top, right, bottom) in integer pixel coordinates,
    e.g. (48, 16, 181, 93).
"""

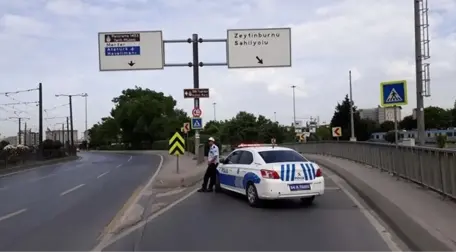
(246, 183, 261, 207)
(300, 196, 315, 205)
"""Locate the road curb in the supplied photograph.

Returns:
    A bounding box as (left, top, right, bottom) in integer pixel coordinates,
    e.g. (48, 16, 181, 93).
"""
(0, 155, 80, 178)
(307, 154, 452, 252)
(153, 169, 205, 189)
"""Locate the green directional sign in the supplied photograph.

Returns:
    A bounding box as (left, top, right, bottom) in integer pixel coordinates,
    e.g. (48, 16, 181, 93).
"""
(169, 131, 185, 156)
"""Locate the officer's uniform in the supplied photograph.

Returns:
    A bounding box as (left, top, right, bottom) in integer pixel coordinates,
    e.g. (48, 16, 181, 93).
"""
(199, 138, 219, 192)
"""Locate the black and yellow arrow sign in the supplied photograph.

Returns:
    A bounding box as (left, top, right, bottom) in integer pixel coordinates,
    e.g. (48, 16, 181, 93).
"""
(169, 131, 185, 156)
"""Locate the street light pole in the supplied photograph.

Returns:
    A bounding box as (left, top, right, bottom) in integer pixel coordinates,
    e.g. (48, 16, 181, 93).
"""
(291, 85, 296, 127)
(82, 93, 88, 140)
(213, 102, 216, 121)
(349, 70, 356, 141)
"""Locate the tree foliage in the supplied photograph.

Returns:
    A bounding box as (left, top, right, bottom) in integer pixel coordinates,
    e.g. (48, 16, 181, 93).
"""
(89, 86, 190, 149)
(89, 87, 456, 149)
(88, 87, 296, 150)
(330, 94, 456, 142)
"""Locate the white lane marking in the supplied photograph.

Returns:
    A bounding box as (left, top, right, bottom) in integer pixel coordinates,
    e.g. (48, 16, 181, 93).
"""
(329, 172, 403, 251)
(127, 156, 132, 162)
(60, 184, 85, 196)
(0, 208, 27, 223)
(116, 164, 122, 168)
(29, 173, 56, 182)
(156, 188, 186, 198)
(93, 187, 197, 251)
(97, 171, 110, 179)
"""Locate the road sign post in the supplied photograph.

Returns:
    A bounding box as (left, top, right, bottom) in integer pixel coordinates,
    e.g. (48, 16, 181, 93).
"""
(98, 28, 292, 158)
(191, 118, 203, 130)
(226, 28, 292, 68)
(380, 80, 408, 107)
(183, 122, 190, 154)
(380, 80, 408, 146)
(192, 107, 202, 117)
(169, 131, 185, 173)
(98, 31, 164, 71)
(184, 88, 210, 98)
(332, 127, 342, 140)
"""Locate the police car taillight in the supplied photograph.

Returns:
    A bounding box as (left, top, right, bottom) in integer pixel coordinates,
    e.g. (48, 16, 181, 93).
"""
(260, 169, 280, 179)
(316, 168, 322, 177)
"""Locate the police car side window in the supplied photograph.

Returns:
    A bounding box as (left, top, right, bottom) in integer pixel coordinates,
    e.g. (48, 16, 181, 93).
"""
(237, 151, 253, 165)
(226, 151, 241, 164)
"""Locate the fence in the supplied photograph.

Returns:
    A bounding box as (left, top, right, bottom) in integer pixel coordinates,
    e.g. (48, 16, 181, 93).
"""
(0, 147, 69, 170)
(283, 141, 456, 200)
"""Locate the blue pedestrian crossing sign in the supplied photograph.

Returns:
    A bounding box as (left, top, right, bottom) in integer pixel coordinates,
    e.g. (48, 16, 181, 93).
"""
(191, 117, 203, 130)
(380, 80, 408, 107)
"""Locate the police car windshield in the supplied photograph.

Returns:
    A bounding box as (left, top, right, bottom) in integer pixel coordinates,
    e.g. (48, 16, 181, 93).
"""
(258, 150, 308, 164)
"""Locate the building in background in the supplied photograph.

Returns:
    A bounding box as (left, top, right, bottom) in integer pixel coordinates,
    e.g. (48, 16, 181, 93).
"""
(2, 135, 17, 145)
(359, 106, 402, 124)
(1, 131, 39, 146)
(19, 130, 40, 146)
(45, 129, 78, 144)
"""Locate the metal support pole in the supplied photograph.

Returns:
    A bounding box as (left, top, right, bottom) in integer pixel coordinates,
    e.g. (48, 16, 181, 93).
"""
(414, 0, 425, 145)
(66, 117, 70, 147)
(62, 123, 65, 143)
(24, 122, 27, 146)
(192, 33, 200, 157)
(291, 85, 296, 126)
(69, 96, 74, 148)
(18, 118, 21, 145)
(349, 70, 356, 141)
(213, 102, 216, 121)
(394, 105, 398, 147)
(176, 155, 180, 174)
(84, 94, 88, 141)
(38, 83, 43, 152)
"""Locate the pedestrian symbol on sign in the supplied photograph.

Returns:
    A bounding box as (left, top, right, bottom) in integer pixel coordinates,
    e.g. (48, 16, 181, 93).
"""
(385, 88, 403, 103)
(191, 118, 203, 130)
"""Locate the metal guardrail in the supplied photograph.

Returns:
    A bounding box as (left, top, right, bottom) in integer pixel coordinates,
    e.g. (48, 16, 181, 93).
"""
(283, 141, 456, 200)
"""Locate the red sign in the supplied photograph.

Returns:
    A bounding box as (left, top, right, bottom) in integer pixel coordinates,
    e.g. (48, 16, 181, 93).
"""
(192, 107, 202, 117)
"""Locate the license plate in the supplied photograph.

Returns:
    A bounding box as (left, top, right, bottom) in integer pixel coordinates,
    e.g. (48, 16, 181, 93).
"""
(289, 184, 310, 191)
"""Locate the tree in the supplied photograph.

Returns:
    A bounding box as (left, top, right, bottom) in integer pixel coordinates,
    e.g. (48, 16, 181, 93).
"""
(399, 115, 416, 130)
(379, 121, 395, 132)
(424, 106, 451, 129)
(330, 95, 378, 141)
(87, 86, 191, 149)
(201, 112, 295, 145)
(315, 126, 331, 140)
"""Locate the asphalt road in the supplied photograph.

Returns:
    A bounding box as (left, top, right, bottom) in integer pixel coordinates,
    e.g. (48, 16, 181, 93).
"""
(0, 152, 161, 251)
(102, 173, 398, 251)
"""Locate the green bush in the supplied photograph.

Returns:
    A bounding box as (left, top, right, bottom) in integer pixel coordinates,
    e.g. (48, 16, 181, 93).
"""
(436, 134, 447, 148)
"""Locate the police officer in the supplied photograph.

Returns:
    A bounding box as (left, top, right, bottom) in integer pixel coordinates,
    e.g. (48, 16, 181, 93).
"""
(198, 137, 219, 192)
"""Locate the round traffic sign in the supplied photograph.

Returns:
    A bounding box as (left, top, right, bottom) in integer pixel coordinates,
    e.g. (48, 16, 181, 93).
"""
(192, 107, 202, 117)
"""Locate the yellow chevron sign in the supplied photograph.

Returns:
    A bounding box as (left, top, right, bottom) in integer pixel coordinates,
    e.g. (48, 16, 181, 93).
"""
(169, 131, 185, 156)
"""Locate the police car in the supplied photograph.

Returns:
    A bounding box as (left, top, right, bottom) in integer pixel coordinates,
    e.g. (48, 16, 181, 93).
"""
(215, 144, 325, 207)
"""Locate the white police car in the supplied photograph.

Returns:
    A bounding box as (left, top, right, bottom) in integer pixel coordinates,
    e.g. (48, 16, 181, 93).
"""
(215, 144, 325, 207)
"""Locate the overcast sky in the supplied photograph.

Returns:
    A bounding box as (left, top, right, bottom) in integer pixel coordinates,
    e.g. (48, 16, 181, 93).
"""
(1, 0, 455, 138)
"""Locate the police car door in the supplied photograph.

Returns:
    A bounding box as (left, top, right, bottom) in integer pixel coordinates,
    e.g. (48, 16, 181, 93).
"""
(218, 150, 241, 191)
(233, 150, 255, 193)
